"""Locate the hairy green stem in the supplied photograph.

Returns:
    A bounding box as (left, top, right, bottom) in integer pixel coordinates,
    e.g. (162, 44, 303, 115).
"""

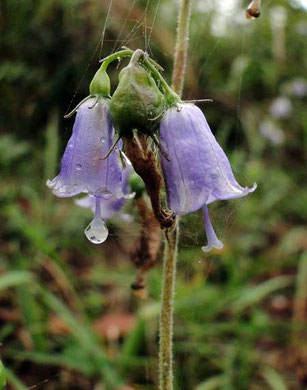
(159, 226, 178, 390)
(159, 1, 192, 389)
(142, 56, 181, 106)
(172, 0, 192, 96)
(100, 48, 164, 72)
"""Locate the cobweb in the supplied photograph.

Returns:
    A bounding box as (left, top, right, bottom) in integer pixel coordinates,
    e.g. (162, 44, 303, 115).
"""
(64, 0, 258, 267)
(27, 0, 256, 387)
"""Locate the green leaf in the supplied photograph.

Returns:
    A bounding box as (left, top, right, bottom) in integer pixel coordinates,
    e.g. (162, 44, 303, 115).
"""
(0, 360, 6, 390)
(263, 366, 288, 390)
(41, 289, 122, 388)
(194, 375, 225, 390)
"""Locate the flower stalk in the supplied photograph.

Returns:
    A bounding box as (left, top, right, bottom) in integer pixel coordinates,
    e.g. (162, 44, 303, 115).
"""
(159, 224, 178, 390)
(172, 0, 192, 96)
(159, 0, 192, 389)
(100, 48, 164, 72)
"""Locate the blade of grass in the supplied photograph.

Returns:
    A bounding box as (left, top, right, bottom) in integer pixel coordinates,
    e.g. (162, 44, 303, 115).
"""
(232, 275, 294, 313)
(43, 109, 59, 222)
(8, 205, 86, 313)
(16, 257, 47, 351)
(293, 252, 307, 326)
(0, 359, 6, 390)
(263, 366, 288, 390)
(194, 375, 225, 390)
(44, 109, 59, 184)
(119, 318, 146, 376)
(41, 288, 122, 389)
(0, 271, 32, 291)
(4, 368, 28, 390)
(4, 350, 95, 376)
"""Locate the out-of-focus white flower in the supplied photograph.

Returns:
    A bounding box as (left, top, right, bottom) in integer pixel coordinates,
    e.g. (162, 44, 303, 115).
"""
(296, 21, 307, 37)
(260, 120, 285, 145)
(269, 96, 292, 119)
(290, 78, 307, 97)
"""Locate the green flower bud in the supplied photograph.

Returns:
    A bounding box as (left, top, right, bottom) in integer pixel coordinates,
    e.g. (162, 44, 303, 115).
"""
(110, 55, 165, 137)
(89, 64, 111, 97)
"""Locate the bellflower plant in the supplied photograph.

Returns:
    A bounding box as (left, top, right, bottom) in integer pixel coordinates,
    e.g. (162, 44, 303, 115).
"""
(47, 42, 256, 390)
(48, 48, 256, 252)
(159, 104, 256, 252)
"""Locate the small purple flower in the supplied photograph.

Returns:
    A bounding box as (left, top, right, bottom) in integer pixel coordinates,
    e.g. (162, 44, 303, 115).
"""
(160, 104, 256, 252)
(47, 97, 127, 199)
(47, 97, 134, 244)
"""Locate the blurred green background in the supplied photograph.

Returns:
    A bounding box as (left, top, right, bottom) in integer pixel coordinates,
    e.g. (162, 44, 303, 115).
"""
(1, 0, 307, 388)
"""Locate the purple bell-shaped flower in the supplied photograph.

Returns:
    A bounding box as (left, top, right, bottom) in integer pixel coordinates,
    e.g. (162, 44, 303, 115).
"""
(160, 104, 256, 252)
(47, 97, 134, 244)
(47, 97, 129, 200)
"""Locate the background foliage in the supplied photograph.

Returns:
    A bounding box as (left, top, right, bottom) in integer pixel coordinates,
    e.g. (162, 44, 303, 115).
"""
(1, 0, 307, 388)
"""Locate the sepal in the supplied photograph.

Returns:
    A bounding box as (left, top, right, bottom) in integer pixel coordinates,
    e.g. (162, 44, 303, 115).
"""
(110, 50, 165, 137)
(89, 63, 111, 97)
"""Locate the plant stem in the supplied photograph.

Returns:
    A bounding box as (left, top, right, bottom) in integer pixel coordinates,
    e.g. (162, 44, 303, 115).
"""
(159, 1, 192, 389)
(159, 226, 178, 390)
(142, 56, 181, 106)
(100, 48, 164, 72)
(172, 0, 192, 97)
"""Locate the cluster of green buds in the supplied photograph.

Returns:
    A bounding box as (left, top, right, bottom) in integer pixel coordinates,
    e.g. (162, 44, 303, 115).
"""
(101, 48, 181, 133)
(97, 48, 182, 228)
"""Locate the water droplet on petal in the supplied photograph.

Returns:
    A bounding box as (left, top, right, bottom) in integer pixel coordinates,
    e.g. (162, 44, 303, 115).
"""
(76, 164, 82, 171)
(68, 142, 73, 149)
(100, 137, 106, 144)
(84, 218, 108, 244)
(115, 188, 135, 200)
(123, 191, 136, 200)
(101, 189, 113, 199)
